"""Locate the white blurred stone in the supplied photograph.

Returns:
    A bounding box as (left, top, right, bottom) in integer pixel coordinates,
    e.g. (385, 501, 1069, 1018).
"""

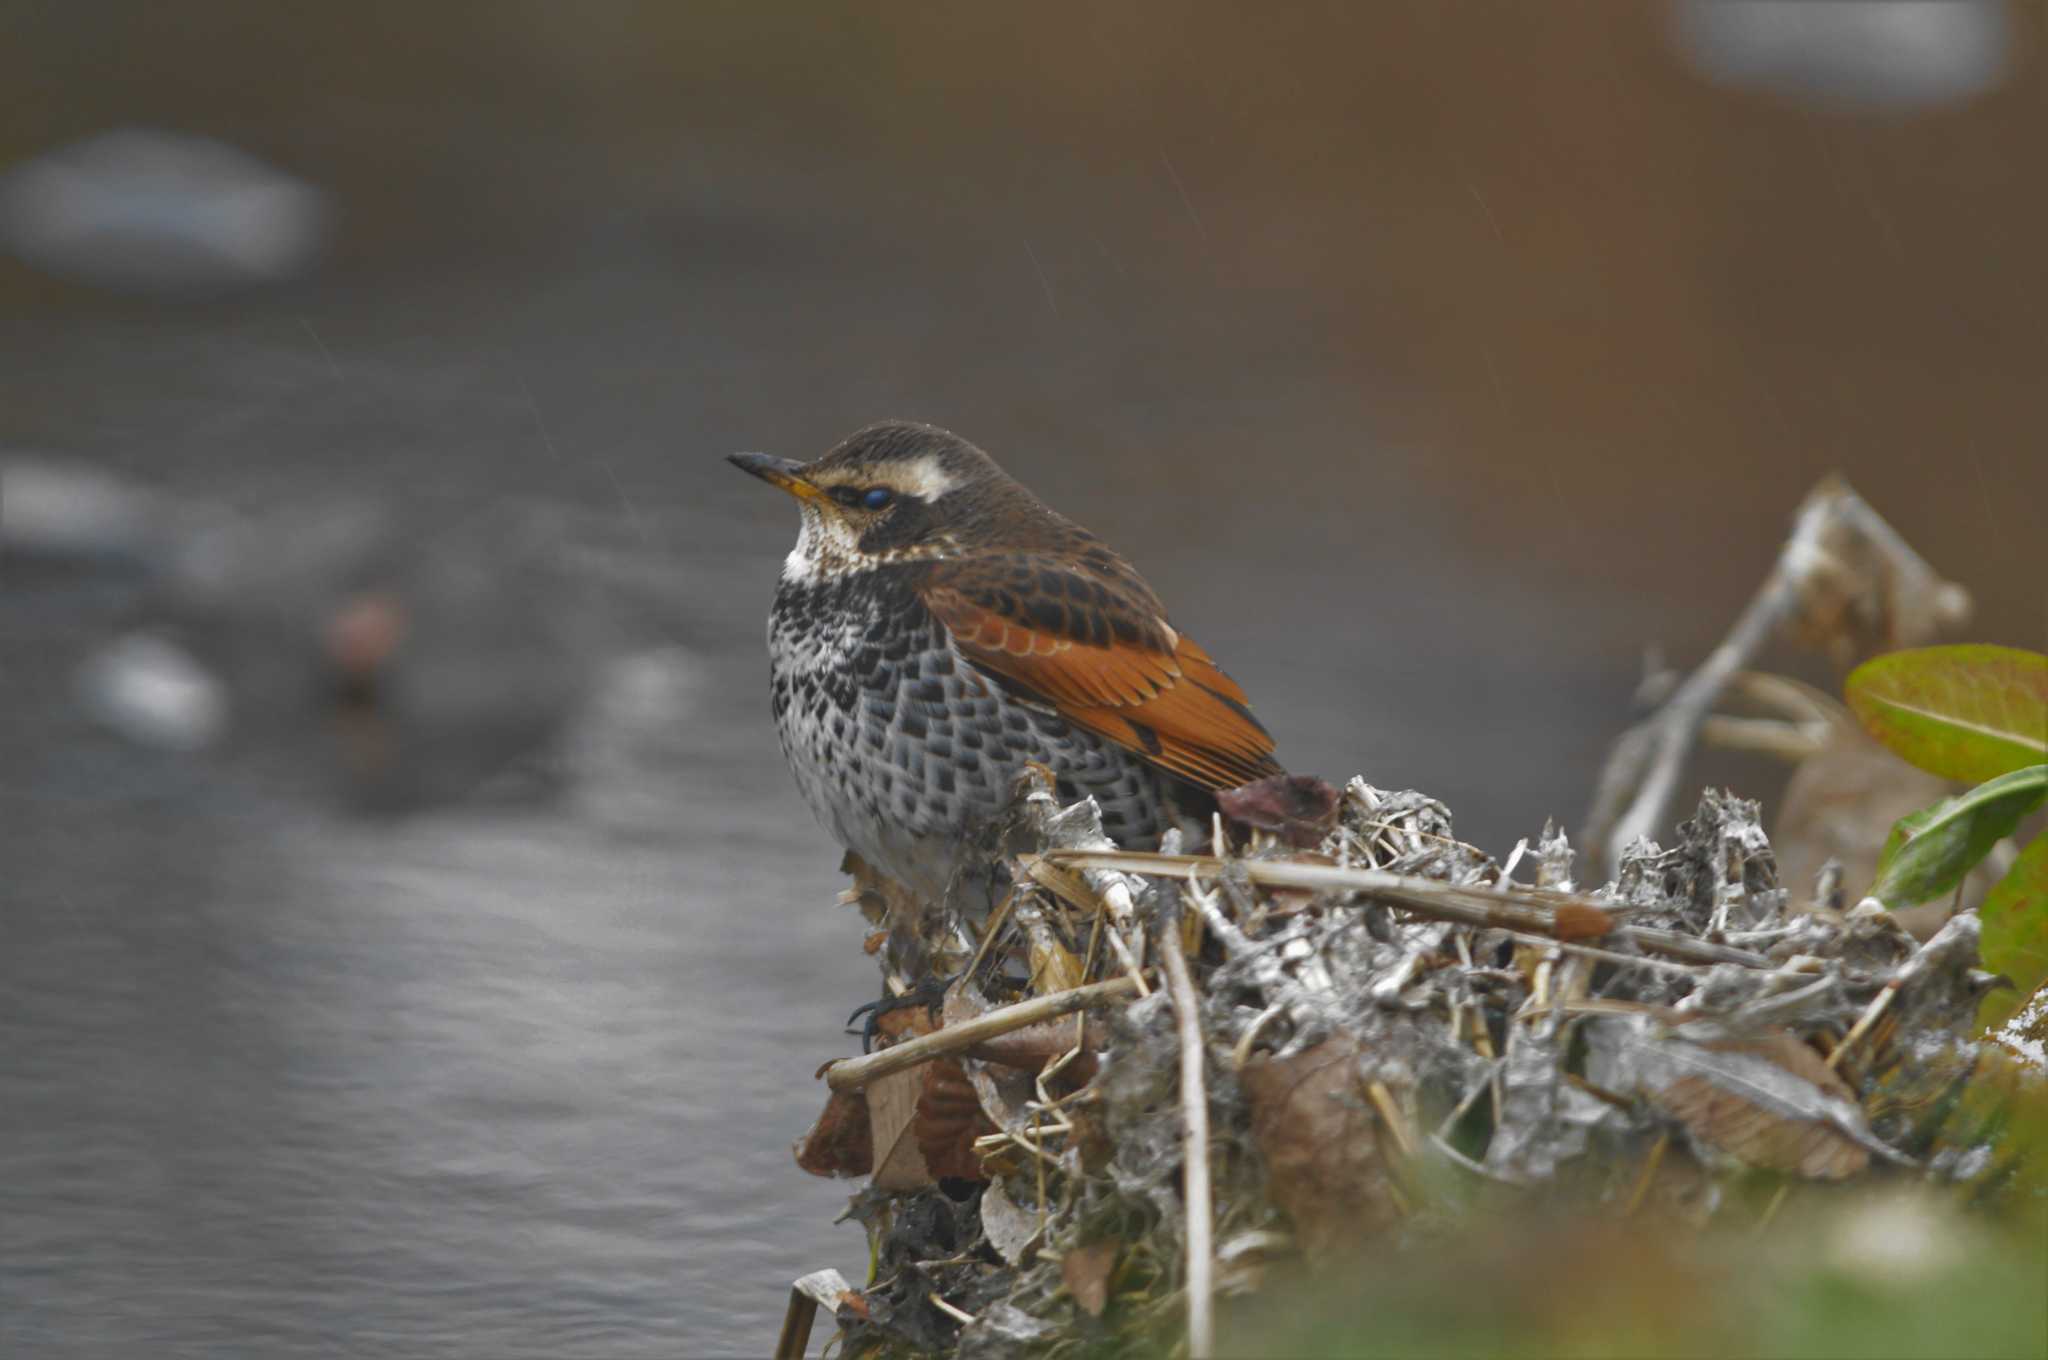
(77, 632, 230, 751)
(0, 127, 329, 292)
(1, 457, 156, 560)
(1669, 0, 2013, 111)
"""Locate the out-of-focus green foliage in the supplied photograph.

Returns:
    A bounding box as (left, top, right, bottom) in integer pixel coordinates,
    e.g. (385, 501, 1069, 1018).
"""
(1847, 645, 2048, 1026)
(1981, 834, 2048, 1031)
(1217, 1169, 2048, 1360)
(1846, 645, 2047, 784)
(1868, 765, 2046, 910)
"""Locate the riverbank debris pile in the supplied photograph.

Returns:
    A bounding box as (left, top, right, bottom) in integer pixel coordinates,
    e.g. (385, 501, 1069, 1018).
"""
(780, 767, 2025, 1359)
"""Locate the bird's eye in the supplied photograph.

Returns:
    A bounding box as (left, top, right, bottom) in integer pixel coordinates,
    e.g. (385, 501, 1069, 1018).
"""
(861, 487, 894, 510)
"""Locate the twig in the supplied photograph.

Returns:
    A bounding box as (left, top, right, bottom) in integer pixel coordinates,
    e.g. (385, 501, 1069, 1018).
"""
(1828, 980, 1900, 1073)
(1755, 1181, 1793, 1232)
(1367, 1080, 1416, 1161)
(1158, 904, 1215, 1359)
(1495, 928, 1706, 979)
(1621, 1134, 1668, 1219)
(1584, 477, 1968, 874)
(774, 1268, 856, 1360)
(1033, 851, 1774, 970)
(1698, 715, 1831, 761)
(927, 1292, 977, 1326)
(1828, 910, 1980, 1073)
(1229, 1001, 1287, 1070)
(1426, 1130, 1518, 1183)
(1021, 857, 1151, 996)
(960, 885, 1020, 989)
(824, 976, 1140, 1092)
(1435, 1059, 1503, 1142)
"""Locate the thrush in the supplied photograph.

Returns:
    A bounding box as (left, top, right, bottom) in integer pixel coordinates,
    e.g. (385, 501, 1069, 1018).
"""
(730, 420, 1284, 904)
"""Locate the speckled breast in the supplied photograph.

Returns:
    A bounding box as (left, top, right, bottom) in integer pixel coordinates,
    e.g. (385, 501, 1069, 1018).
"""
(766, 566, 1175, 901)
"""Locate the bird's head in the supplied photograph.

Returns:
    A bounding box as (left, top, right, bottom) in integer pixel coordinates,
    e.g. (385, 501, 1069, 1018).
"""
(729, 420, 1039, 581)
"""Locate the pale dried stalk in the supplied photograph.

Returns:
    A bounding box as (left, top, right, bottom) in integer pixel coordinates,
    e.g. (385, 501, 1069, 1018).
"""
(774, 1268, 856, 1360)
(1033, 851, 1774, 970)
(823, 976, 1140, 1093)
(1158, 896, 1216, 1360)
(1698, 715, 1832, 761)
(1584, 476, 1968, 873)
(1020, 857, 1151, 996)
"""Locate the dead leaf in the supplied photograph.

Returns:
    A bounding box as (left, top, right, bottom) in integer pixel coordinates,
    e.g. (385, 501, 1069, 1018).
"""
(1069, 1103, 1113, 1175)
(968, 1015, 1101, 1089)
(793, 1087, 872, 1178)
(979, 1179, 1043, 1266)
(1218, 774, 1343, 848)
(1651, 1031, 1871, 1179)
(913, 1058, 993, 1182)
(869, 1065, 935, 1190)
(1240, 1033, 1401, 1260)
(1060, 1240, 1118, 1317)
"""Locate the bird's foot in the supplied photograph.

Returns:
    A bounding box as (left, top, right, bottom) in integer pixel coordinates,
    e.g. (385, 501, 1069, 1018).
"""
(844, 972, 955, 1054)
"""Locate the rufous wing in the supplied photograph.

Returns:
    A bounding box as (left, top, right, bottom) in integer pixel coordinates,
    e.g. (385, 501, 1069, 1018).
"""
(918, 553, 1282, 790)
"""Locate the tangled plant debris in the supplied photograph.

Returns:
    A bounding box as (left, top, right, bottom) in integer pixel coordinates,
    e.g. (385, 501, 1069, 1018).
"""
(782, 773, 2024, 1359)
(774, 478, 2037, 1359)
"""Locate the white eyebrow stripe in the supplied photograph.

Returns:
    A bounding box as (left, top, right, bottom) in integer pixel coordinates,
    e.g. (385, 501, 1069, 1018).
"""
(893, 455, 959, 500)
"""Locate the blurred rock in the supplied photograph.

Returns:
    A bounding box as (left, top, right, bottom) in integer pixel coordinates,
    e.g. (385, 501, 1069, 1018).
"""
(2, 456, 162, 564)
(0, 127, 328, 293)
(76, 631, 229, 752)
(1669, 0, 2013, 110)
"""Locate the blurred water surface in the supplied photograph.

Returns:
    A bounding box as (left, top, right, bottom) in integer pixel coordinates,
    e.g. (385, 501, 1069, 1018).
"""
(2, 5, 2041, 1356)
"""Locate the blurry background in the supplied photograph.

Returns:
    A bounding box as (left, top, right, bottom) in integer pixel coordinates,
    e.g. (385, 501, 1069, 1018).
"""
(0, 3, 2040, 1355)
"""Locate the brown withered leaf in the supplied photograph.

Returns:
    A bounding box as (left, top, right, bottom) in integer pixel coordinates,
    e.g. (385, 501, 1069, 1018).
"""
(1069, 1103, 1113, 1175)
(943, 986, 1063, 1149)
(1240, 1033, 1400, 1260)
(798, 1002, 936, 1181)
(1217, 774, 1343, 848)
(869, 1066, 935, 1191)
(969, 1016, 1102, 1090)
(1652, 1031, 1870, 1180)
(873, 1003, 937, 1046)
(913, 1058, 994, 1182)
(793, 1087, 873, 1178)
(1061, 1240, 1119, 1318)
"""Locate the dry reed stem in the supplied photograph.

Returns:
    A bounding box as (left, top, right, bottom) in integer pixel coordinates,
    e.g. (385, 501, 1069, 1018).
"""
(1033, 851, 1774, 970)
(1158, 903, 1216, 1360)
(824, 976, 1141, 1093)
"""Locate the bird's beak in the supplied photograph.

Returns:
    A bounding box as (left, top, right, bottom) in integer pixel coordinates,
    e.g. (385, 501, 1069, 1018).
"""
(727, 452, 824, 502)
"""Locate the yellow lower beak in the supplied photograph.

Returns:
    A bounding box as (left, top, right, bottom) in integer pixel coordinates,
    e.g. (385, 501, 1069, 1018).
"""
(727, 452, 825, 502)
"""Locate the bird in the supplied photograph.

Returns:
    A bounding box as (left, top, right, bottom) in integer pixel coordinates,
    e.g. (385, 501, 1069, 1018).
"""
(730, 420, 1284, 906)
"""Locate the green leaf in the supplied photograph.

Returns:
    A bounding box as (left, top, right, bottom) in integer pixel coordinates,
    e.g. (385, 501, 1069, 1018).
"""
(1869, 766, 2048, 910)
(1846, 645, 2048, 783)
(1979, 832, 2048, 1032)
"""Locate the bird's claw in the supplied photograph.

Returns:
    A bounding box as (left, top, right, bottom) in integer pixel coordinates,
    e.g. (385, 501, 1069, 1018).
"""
(844, 973, 955, 1053)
